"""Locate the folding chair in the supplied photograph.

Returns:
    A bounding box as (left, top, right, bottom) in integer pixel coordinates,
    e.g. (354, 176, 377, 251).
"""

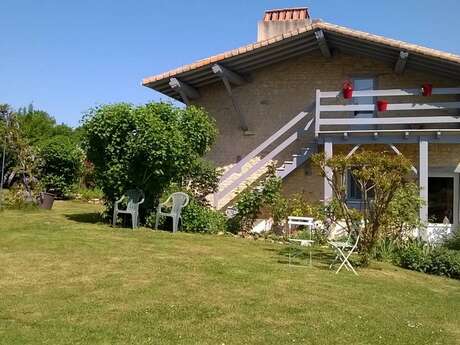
(328, 235, 360, 275)
(287, 216, 315, 266)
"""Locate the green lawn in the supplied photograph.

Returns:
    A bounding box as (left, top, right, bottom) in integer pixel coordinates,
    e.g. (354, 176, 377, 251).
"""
(0, 201, 459, 345)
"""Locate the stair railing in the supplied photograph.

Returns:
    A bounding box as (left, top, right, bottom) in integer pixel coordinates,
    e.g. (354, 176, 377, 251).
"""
(214, 102, 316, 208)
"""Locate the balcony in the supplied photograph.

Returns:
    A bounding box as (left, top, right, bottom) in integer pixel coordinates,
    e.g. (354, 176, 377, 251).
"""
(314, 86, 460, 144)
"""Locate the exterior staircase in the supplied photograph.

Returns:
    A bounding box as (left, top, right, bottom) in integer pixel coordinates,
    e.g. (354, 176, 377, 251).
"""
(212, 102, 317, 210)
(276, 143, 317, 179)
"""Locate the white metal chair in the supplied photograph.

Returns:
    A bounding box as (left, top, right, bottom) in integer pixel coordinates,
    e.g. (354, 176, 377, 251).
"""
(328, 234, 360, 275)
(112, 189, 145, 229)
(287, 216, 315, 266)
(155, 192, 189, 233)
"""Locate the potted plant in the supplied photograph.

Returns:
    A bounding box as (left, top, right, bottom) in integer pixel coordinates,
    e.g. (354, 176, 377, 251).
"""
(343, 80, 353, 99)
(37, 191, 56, 210)
(377, 100, 389, 112)
(422, 83, 433, 96)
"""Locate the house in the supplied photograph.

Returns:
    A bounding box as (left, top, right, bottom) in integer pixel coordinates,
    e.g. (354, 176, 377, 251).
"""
(142, 7, 460, 238)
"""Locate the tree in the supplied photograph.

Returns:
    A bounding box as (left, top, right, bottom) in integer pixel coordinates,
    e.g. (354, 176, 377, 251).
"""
(0, 106, 41, 206)
(312, 150, 416, 263)
(81, 102, 217, 219)
(38, 136, 83, 197)
(16, 108, 76, 146)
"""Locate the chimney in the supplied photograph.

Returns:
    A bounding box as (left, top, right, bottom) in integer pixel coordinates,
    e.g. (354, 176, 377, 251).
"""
(257, 7, 311, 42)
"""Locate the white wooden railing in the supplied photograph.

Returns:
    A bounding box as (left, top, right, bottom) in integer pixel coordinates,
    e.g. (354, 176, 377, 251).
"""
(315, 87, 460, 136)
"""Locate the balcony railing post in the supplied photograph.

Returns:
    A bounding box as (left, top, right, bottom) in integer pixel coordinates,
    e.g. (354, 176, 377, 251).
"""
(315, 89, 321, 138)
(419, 138, 429, 230)
(324, 140, 333, 204)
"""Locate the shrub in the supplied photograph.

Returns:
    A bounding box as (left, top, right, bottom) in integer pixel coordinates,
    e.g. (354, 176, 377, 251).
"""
(145, 196, 225, 234)
(284, 194, 331, 244)
(384, 182, 423, 240)
(312, 150, 416, 264)
(38, 136, 83, 197)
(371, 238, 399, 262)
(182, 158, 221, 206)
(428, 248, 460, 279)
(443, 229, 460, 250)
(81, 102, 217, 221)
(230, 166, 282, 234)
(181, 199, 226, 234)
(1, 106, 41, 205)
(4, 185, 38, 210)
(75, 187, 104, 201)
(396, 240, 460, 279)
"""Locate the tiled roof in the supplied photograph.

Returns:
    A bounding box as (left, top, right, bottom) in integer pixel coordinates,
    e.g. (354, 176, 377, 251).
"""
(263, 7, 309, 21)
(142, 21, 460, 87)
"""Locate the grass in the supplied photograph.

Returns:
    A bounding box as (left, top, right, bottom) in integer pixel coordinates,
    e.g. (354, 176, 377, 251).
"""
(0, 201, 459, 345)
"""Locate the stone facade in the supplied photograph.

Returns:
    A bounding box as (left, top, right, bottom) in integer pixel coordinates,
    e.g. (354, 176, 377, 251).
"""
(192, 50, 460, 204)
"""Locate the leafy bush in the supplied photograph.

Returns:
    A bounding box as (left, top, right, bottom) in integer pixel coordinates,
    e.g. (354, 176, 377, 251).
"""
(312, 150, 416, 264)
(145, 194, 225, 234)
(4, 185, 38, 210)
(230, 167, 282, 234)
(396, 240, 460, 279)
(80, 160, 97, 189)
(1, 105, 41, 204)
(371, 238, 399, 262)
(384, 183, 423, 240)
(443, 229, 460, 250)
(181, 199, 226, 233)
(75, 187, 104, 201)
(38, 136, 83, 197)
(283, 194, 331, 244)
(81, 102, 217, 220)
(182, 158, 221, 206)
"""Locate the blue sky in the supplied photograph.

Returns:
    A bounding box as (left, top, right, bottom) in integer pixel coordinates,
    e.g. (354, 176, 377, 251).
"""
(1, 0, 459, 127)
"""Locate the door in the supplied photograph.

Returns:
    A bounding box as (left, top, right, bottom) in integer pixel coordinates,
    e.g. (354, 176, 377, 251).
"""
(352, 78, 375, 130)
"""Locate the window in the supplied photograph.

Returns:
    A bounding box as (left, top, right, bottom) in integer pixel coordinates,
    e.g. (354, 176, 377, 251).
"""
(428, 177, 454, 223)
(347, 170, 375, 201)
(347, 172, 362, 200)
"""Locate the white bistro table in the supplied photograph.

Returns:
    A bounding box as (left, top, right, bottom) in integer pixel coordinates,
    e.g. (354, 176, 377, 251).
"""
(287, 216, 315, 266)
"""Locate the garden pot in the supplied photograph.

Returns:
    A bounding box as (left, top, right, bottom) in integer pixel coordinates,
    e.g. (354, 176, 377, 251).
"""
(38, 192, 55, 210)
(422, 83, 433, 96)
(377, 100, 388, 112)
(343, 81, 353, 99)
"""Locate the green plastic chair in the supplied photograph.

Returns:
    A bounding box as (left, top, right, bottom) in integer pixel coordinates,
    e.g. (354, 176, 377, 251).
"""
(155, 192, 189, 233)
(112, 189, 145, 229)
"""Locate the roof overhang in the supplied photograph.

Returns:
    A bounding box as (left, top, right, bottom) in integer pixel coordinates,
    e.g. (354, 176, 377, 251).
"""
(143, 21, 460, 101)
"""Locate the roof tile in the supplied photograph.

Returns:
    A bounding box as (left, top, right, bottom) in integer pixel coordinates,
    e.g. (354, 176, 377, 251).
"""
(142, 21, 460, 86)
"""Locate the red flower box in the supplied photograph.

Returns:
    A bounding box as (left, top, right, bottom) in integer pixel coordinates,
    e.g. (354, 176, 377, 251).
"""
(377, 100, 388, 112)
(422, 83, 433, 96)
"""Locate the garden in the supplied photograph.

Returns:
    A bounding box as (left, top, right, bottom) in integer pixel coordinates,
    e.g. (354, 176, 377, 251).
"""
(0, 101, 459, 344)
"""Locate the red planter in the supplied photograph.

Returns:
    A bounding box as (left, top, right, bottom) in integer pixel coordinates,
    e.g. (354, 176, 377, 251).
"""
(422, 83, 433, 96)
(343, 81, 353, 99)
(377, 100, 388, 112)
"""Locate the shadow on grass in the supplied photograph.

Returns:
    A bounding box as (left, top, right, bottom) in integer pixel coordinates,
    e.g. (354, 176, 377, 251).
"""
(65, 212, 103, 224)
(276, 245, 339, 270)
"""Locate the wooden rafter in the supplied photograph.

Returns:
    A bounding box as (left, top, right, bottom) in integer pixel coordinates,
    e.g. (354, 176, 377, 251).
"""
(212, 64, 246, 86)
(315, 30, 332, 58)
(169, 78, 200, 105)
(394, 51, 409, 74)
(212, 64, 249, 132)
